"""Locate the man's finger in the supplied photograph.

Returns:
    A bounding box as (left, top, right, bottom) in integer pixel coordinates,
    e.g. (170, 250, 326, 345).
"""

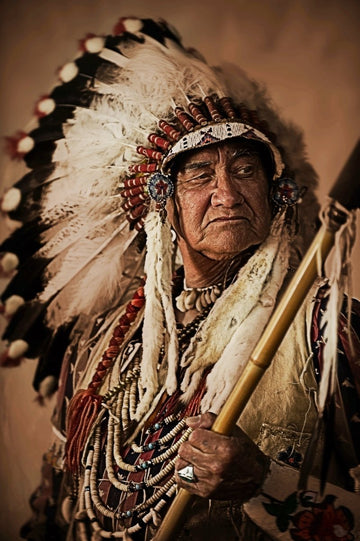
(178, 441, 229, 476)
(185, 412, 216, 430)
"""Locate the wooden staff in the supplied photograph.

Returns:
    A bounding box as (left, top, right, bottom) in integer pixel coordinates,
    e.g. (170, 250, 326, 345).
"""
(153, 139, 360, 541)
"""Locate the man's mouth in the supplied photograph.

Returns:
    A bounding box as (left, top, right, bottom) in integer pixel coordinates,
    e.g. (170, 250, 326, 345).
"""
(210, 216, 246, 223)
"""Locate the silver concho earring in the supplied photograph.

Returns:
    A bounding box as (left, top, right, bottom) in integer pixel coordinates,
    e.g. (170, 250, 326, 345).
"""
(271, 177, 301, 208)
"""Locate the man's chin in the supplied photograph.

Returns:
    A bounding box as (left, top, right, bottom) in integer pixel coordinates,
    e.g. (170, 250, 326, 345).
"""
(200, 244, 252, 261)
(198, 233, 266, 261)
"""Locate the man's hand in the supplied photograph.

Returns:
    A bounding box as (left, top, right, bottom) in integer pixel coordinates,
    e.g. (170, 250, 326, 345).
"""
(175, 412, 269, 501)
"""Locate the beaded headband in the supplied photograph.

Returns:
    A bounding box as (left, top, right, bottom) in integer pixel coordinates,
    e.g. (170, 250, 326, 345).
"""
(121, 95, 285, 230)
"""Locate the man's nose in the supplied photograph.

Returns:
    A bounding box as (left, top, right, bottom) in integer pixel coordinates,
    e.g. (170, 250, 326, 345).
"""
(211, 170, 244, 207)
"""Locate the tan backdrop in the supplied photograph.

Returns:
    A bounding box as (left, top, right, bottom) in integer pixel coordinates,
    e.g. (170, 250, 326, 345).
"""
(0, 0, 359, 539)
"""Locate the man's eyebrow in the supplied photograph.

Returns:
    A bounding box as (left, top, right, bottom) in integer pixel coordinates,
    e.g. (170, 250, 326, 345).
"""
(179, 149, 259, 174)
(181, 160, 213, 172)
(232, 149, 259, 159)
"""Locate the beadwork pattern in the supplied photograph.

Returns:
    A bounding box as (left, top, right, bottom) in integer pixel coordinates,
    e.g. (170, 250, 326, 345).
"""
(76, 304, 212, 538)
(120, 96, 284, 231)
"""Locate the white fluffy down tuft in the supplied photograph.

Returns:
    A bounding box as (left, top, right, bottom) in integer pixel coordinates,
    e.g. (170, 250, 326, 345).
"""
(8, 339, 29, 359)
(4, 295, 25, 316)
(17, 135, 35, 154)
(38, 375, 58, 398)
(1, 188, 22, 212)
(123, 18, 144, 33)
(58, 62, 79, 83)
(1, 252, 19, 273)
(37, 97, 56, 116)
(84, 36, 105, 53)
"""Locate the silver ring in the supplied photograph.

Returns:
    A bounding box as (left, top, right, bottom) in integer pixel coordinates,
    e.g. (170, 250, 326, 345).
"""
(177, 464, 197, 483)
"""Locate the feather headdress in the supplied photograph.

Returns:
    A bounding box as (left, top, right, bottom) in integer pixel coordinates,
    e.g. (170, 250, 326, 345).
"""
(0, 17, 319, 405)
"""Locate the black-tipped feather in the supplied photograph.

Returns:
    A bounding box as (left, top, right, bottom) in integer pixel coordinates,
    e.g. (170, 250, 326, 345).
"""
(1, 256, 49, 301)
(33, 321, 76, 391)
(13, 165, 56, 193)
(2, 301, 46, 346)
(0, 220, 44, 262)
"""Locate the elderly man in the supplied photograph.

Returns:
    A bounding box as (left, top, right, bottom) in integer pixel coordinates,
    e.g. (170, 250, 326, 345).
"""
(1, 16, 359, 541)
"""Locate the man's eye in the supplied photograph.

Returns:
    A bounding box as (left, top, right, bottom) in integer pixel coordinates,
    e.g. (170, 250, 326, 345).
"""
(233, 165, 254, 177)
(183, 172, 212, 185)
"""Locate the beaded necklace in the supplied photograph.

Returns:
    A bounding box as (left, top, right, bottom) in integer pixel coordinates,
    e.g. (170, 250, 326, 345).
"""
(77, 304, 212, 539)
(175, 282, 222, 312)
(174, 257, 247, 314)
(65, 283, 146, 474)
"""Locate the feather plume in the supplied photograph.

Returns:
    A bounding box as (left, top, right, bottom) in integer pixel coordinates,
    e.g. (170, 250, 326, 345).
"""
(318, 201, 356, 415)
(1, 17, 319, 408)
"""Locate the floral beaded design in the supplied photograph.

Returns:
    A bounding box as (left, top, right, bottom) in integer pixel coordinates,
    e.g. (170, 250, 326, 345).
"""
(263, 491, 355, 540)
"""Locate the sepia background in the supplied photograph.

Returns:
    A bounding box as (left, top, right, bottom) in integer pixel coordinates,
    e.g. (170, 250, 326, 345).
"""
(0, 0, 359, 539)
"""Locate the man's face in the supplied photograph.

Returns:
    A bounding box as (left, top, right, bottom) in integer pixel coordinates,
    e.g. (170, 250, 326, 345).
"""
(168, 140, 272, 261)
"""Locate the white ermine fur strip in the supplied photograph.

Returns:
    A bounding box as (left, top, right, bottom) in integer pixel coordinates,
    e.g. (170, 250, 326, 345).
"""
(154, 216, 178, 396)
(137, 210, 177, 419)
(201, 226, 290, 413)
(140, 211, 164, 396)
(180, 214, 288, 402)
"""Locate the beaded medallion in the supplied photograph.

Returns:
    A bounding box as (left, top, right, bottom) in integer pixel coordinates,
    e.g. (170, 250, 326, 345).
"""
(272, 178, 300, 207)
(147, 172, 174, 205)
